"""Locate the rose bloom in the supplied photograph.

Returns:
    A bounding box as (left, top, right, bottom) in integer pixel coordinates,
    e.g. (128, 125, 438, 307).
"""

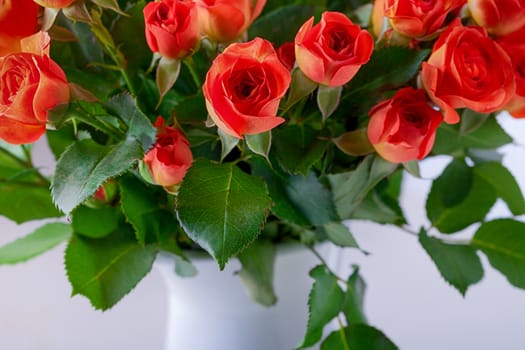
(384, 0, 466, 39)
(144, 117, 193, 189)
(0, 32, 70, 144)
(275, 42, 295, 71)
(368, 88, 443, 163)
(195, 0, 266, 43)
(202, 37, 291, 139)
(498, 29, 525, 118)
(143, 0, 199, 59)
(421, 19, 515, 124)
(469, 0, 525, 37)
(0, 0, 39, 55)
(33, 0, 75, 8)
(295, 11, 373, 87)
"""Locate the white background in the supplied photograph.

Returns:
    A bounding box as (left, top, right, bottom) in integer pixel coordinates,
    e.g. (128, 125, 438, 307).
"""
(1, 113, 525, 350)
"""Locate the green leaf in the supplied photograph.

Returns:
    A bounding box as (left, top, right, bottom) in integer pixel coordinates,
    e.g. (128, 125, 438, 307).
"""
(328, 155, 397, 219)
(419, 230, 483, 295)
(249, 4, 319, 47)
(119, 175, 178, 245)
(72, 205, 120, 239)
(317, 85, 342, 121)
(322, 222, 359, 248)
(237, 240, 277, 306)
(285, 172, 339, 225)
(0, 223, 71, 264)
(52, 138, 143, 214)
(459, 109, 491, 135)
(0, 182, 63, 224)
(172, 254, 198, 278)
(321, 325, 398, 350)
(342, 268, 368, 324)
(245, 131, 272, 161)
(350, 189, 406, 225)
(273, 124, 327, 175)
(426, 172, 497, 234)
(298, 265, 345, 348)
(333, 129, 374, 157)
(474, 162, 525, 216)
(156, 57, 181, 106)
(218, 128, 240, 161)
(65, 228, 157, 310)
(283, 68, 318, 111)
(472, 219, 525, 290)
(434, 159, 473, 208)
(91, 0, 126, 15)
(177, 160, 272, 269)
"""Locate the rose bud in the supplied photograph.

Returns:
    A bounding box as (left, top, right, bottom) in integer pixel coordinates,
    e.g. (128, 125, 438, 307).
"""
(0, 32, 70, 144)
(498, 28, 525, 118)
(142, 117, 193, 192)
(421, 19, 515, 124)
(469, 0, 525, 37)
(367, 88, 443, 163)
(0, 0, 39, 56)
(195, 0, 266, 43)
(143, 0, 200, 59)
(33, 0, 75, 8)
(276, 42, 295, 71)
(202, 37, 291, 138)
(84, 180, 118, 209)
(294, 11, 374, 87)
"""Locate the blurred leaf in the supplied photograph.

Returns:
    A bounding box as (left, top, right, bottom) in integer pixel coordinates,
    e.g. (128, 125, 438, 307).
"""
(351, 189, 406, 225)
(342, 268, 367, 324)
(173, 254, 198, 278)
(72, 205, 120, 239)
(328, 155, 397, 219)
(459, 110, 491, 135)
(426, 173, 497, 234)
(474, 162, 525, 216)
(285, 172, 339, 225)
(237, 240, 277, 306)
(0, 223, 71, 265)
(472, 219, 525, 290)
(322, 222, 359, 248)
(434, 159, 473, 208)
(298, 265, 345, 348)
(177, 160, 271, 269)
(419, 229, 483, 295)
(65, 227, 157, 310)
(333, 129, 374, 157)
(321, 324, 398, 350)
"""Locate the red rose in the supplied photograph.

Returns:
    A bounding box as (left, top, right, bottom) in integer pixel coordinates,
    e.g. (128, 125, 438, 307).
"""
(33, 0, 75, 8)
(294, 11, 374, 87)
(202, 38, 291, 138)
(469, 0, 525, 36)
(421, 19, 515, 124)
(276, 42, 295, 71)
(143, 0, 199, 59)
(0, 0, 39, 56)
(498, 29, 525, 118)
(384, 0, 466, 39)
(143, 117, 193, 190)
(195, 0, 266, 43)
(0, 32, 70, 144)
(367, 88, 443, 163)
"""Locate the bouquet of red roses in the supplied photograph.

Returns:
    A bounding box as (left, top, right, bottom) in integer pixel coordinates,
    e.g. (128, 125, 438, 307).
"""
(1, 0, 525, 348)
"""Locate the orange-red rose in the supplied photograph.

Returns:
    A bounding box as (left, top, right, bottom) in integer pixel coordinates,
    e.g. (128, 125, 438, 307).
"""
(0, 0, 39, 56)
(384, 0, 466, 39)
(294, 11, 373, 87)
(275, 42, 295, 71)
(143, 117, 193, 190)
(143, 0, 199, 59)
(33, 0, 75, 8)
(367, 88, 443, 163)
(195, 0, 266, 43)
(498, 28, 525, 118)
(469, 0, 525, 37)
(202, 38, 291, 138)
(0, 32, 70, 144)
(421, 19, 515, 124)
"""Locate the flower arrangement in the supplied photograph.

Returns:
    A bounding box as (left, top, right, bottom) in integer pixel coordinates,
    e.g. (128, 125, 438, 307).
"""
(1, 0, 525, 348)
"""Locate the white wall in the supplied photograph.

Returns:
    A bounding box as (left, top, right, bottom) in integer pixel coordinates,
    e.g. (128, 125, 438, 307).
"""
(1, 113, 525, 350)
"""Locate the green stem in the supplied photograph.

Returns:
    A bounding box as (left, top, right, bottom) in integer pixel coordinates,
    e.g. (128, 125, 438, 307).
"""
(309, 245, 347, 284)
(183, 58, 202, 88)
(337, 316, 351, 350)
(0, 147, 50, 185)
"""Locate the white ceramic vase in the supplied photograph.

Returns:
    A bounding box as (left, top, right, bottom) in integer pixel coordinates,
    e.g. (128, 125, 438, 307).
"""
(155, 244, 340, 350)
